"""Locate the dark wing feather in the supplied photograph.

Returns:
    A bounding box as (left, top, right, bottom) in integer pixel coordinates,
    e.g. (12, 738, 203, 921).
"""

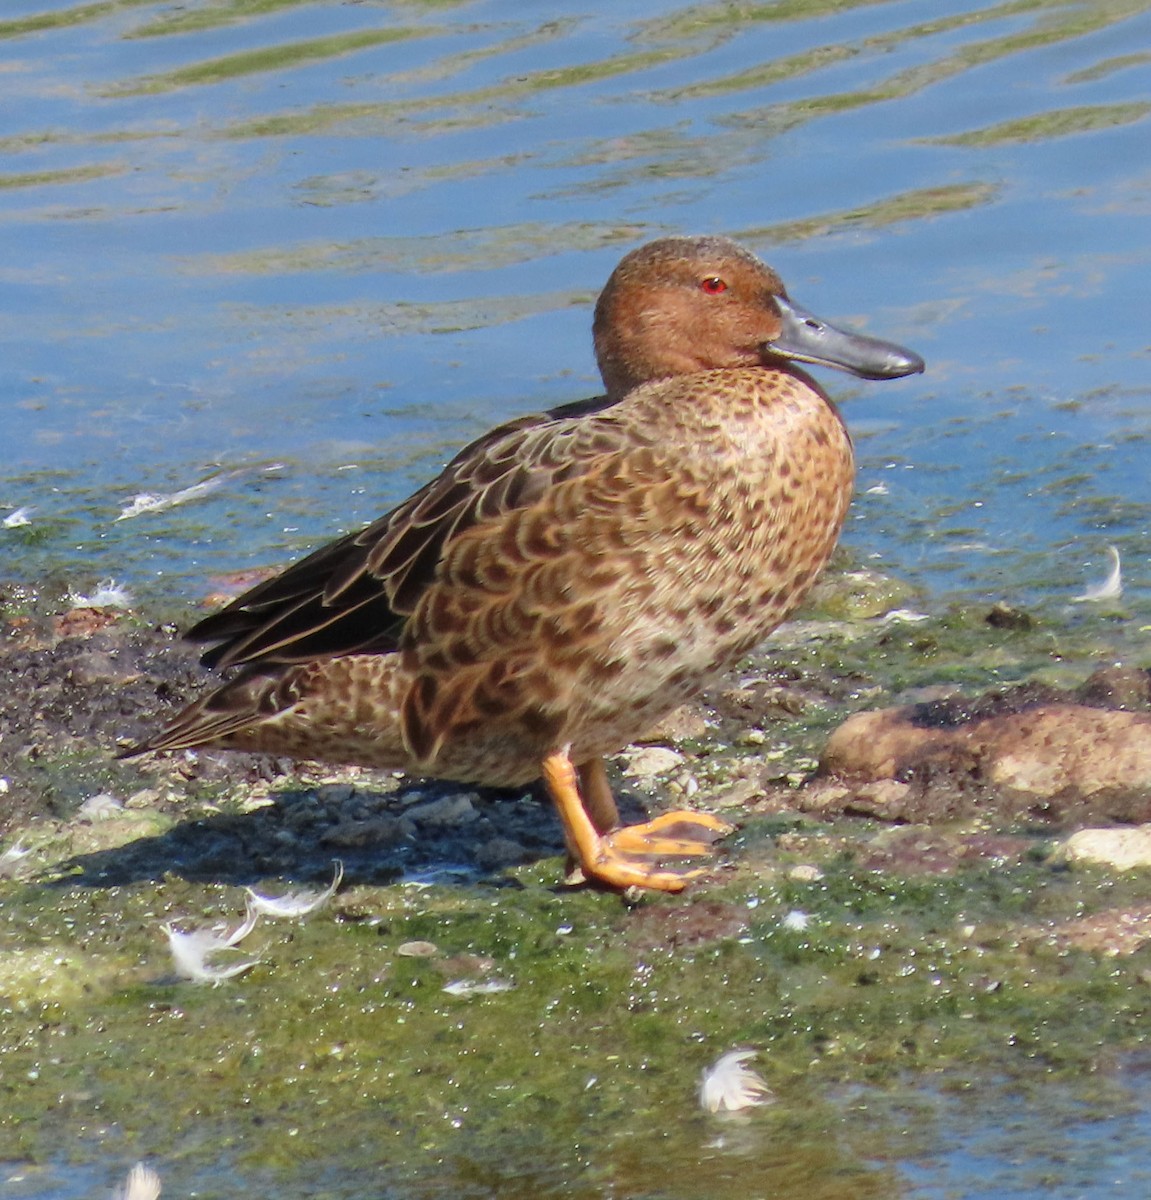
(189, 395, 631, 671)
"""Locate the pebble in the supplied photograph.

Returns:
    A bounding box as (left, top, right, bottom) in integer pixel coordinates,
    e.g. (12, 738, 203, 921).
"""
(617, 746, 685, 777)
(405, 794, 479, 827)
(77, 793, 123, 821)
(474, 837, 528, 870)
(316, 783, 356, 806)
(125, 787, 161, 809)
(321, 815, 407, 848)
(788, 864, 824, 882)
(397, 941, 438, 958)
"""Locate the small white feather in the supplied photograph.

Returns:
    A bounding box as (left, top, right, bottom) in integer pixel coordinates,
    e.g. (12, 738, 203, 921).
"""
(699, 1049, 773, 1113)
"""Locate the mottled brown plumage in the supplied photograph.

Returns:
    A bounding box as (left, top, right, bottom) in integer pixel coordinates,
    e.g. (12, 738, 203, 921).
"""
(126, 236, 923, 891)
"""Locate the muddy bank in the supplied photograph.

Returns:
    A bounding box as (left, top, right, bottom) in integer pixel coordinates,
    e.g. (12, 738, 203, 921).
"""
(4, 580, 1151, 1196)
(3, 578, 1150, 887)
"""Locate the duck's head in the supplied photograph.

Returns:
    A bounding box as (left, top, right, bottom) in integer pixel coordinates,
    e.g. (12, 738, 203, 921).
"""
(593, 236, 924, 398)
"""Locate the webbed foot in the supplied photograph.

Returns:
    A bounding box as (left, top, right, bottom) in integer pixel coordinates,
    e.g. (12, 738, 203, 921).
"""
(544, 752, 732, 893)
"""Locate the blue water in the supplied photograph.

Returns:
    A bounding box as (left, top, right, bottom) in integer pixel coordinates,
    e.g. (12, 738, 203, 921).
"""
(1, 0, 1149, 610)
(898, 1068, 1151, 1198)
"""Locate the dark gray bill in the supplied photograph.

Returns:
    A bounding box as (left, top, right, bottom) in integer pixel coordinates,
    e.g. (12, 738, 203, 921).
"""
(768, 295, 925, 380)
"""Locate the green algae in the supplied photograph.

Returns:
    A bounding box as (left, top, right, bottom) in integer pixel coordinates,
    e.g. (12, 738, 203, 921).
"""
(925, 102, 1151, 146)
(0, 943, 118, 1009)
(740, 183, 1001, 244)
(4, 570, 1151, 1191)
(1, 2, 1150, 1188)
(3, 832, 1151, 1190)
(126, 0, 374, 38)
(692, 0, 1151, 151)
(216, 39, 704, 141)
(184, 222, 647, 279)
(0, 163, 126, 191)
(127, 0, 474, 38)
(219, 288, 591, 339)
(1065, 50, 1151, 83)
(101, 26, 438, 97)
(0, 0, 153, 39)
(639, 0, 942, 42)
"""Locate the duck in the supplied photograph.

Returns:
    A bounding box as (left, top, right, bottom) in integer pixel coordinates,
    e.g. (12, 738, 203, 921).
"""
(124, 236, 923, 892)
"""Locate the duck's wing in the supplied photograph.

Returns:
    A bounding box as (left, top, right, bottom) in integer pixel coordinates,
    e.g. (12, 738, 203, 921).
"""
(189, 396, 628, 670)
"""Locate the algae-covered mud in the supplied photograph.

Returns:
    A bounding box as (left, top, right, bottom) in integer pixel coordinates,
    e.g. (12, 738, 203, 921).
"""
(5, 574, 1151, 1198)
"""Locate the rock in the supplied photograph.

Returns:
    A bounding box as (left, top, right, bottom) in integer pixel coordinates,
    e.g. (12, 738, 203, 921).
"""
(1028, 906, 1151, 956)
(125, 787, 162, 810)
(984, 602, 1034, 631)
(817, 683, 1151, 824)
(316, 783, 356, 806)
(474, 837, 529, 869)
(1076, 665, 1151, 710)
(52, 608, 122, 639)
(68, 649, 140, 685)
(792, 779, 852, 813)
(396, 941, 438, 958)
(709, 777, 764, 810)
(405, 794, 479, 827)
(719, 685, 805, 719)
(838, 779, 912, 816)
(322, 815, 407, 848)
(617, 746, 685, 778)
(1059, 827, 1151, 871)
(77, 793, 123, 821)
(788, 864, 824, 882)
(854, 827, 1031, 876)
(806, 568, 919, 620)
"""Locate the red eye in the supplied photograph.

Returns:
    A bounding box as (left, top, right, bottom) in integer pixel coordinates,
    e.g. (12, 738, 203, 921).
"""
(700, 276, 727, 295)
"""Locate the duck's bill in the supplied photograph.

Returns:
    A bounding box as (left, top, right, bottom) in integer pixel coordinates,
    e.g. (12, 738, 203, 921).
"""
(768, 296, 925, 381)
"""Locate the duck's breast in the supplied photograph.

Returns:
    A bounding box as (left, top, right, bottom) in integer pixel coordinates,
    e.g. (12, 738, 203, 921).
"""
(575, 367, 855, 707)
(397, 368, 854, 771)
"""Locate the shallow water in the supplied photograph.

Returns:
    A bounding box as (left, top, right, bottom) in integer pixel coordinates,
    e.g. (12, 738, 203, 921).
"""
(3, 0, 1151, 1196)
(10, 1057, 1151, 1200)
(2, 0, 1150, 612)
(898, 1067, 1151, 1198)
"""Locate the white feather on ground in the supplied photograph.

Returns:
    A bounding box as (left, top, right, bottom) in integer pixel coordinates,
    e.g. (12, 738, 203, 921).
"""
(244, 861, 343, 918)
(699, 1050, 773, 1113)
(115, 1162, 161, 1200)
(1073, 545, 1122, 603)
(164, 907, 260, 985)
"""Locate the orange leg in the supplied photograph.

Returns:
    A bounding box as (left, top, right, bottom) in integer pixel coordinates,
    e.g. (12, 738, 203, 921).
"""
(542, 749, 732, 893)
(579, 757, 621, 834)
(561, 758, 623, 883)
